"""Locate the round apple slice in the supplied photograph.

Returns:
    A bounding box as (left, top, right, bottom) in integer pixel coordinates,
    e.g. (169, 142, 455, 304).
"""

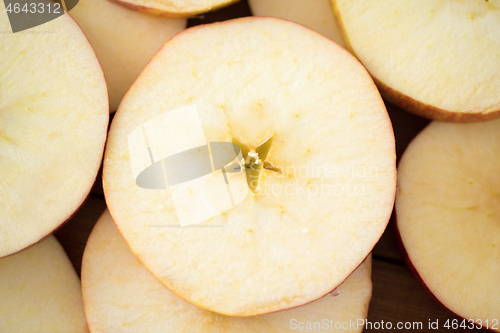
(396, 119, 500, 330)
(0, 10, 108, 257)
(108, 0, 238, 18)
(70, 0, 187, 112)
(83, 210, 372, 332)
(0, 236, 88, 332)
(249, 0, 345, 48)
(332, 0, 500, 122)
(103, 17, 396, 316)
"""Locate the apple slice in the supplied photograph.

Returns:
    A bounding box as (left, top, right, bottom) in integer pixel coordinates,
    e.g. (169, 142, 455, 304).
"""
(107, 0, 238, 18)
(70, 0, 187, 112)
(396, 119, 500, 330)
(248, 0, 345, 48)
(83, 210, 372, 332)
(103, 17, 396, 316)
(0, 236, 88, 332)
(332, 0, 500, 122)
(0, 9, 108, 257)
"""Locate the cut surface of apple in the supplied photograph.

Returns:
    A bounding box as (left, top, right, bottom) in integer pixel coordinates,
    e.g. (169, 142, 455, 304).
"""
(396, 119, 500, 330)
(108, 0, 238, 18)
(83, 210, 372, 332)
(332, 0, 500, 122)
(249, 0, 345, 48)
(0, 9, 108, 257)
(0, 236, 88, 332)
(103, 17, 396, 316)
(70, 0, 186, 112)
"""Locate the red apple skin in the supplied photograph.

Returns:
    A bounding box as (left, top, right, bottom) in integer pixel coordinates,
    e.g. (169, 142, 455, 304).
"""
(374, 78, 500, 123)
(394, 213, 494, 331)
(0, 191, 92, 260)
(330, 1, 500, 123)
(106, 0, 239, 18)
(1, 144, 107, 260)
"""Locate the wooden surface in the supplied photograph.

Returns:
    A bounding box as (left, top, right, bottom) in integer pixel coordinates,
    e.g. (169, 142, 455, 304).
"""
(54, 1, 486, 331)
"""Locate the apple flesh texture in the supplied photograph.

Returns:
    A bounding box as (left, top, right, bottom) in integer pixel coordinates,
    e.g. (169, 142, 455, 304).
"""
(249, 0, 345, 48)
(108, 0, 238, 18)
(0, 11, 108, 258)
(396, 119, 500, 330)
(332, 0, 500, 122)
(83, 210, 372, 333)
(70, 0, 186, 112)
(103, 17, 396, 316)
(0, 236, 88, 332)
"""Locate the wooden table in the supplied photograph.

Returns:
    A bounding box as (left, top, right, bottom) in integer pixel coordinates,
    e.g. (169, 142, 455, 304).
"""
(55, 1, 487, 331)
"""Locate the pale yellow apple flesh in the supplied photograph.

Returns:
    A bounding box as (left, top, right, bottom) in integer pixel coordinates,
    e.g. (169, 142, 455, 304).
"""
(103, 17, 396, 316)
(0, 10, 108, 258)
(70, 0, 186, 111)
(108, 0, 238, 18)
(332, 0, 500, 121)
(249, 0, 345, 48)
(0, 236, 88, 332)
(83, 210, 372, 332)
(396, 119, 500, 330)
